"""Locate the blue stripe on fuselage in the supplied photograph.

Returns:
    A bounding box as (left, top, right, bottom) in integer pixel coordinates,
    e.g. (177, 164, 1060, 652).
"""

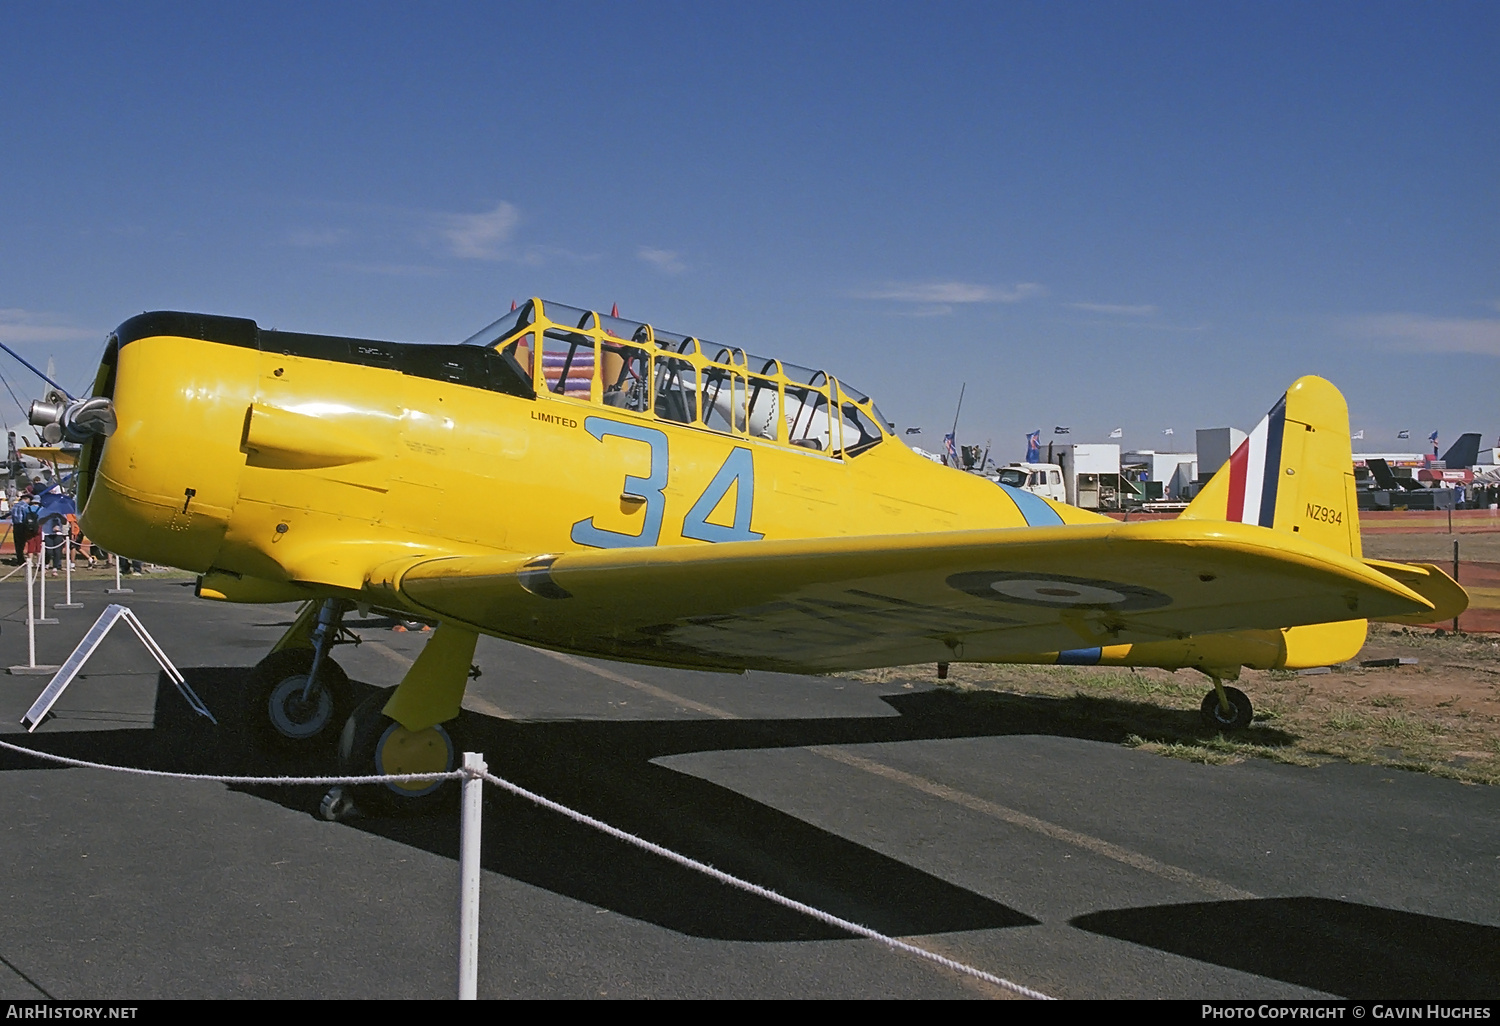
(997, 483, 1065, 527)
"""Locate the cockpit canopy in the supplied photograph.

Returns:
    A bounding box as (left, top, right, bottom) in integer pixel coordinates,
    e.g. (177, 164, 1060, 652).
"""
(463, 299, 889, 458)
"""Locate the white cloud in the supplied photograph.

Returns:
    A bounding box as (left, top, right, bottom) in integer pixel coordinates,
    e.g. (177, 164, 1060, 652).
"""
(0, 309, 100, 344)
(855, 281, 1045, 304)
(638, 247, 686, 274)
(1344, 313, 1500, 358)
(438, 202, 519, 260)
(1068, 302, 1157, 316)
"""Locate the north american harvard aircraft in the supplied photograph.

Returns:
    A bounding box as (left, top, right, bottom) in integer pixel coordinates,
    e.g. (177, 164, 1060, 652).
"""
(28, 298, 1468, 813)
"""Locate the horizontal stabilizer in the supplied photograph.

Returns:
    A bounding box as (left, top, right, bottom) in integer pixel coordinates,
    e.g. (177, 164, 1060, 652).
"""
(1362, 559, 1469, 625)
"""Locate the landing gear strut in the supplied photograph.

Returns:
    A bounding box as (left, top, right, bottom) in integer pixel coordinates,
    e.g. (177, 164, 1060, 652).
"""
(1200, 679, 1253, 731)
(250, 599, 354, 748)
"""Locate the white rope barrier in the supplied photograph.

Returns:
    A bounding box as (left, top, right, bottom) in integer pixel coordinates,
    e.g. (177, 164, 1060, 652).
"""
(0, 736, 1051, 1000)
(477, 768, 1053, 1000)
(0, 738, 460, 787)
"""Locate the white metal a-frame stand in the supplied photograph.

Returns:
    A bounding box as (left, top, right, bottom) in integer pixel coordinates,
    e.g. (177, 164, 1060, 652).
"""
(19, 603, 216, 731)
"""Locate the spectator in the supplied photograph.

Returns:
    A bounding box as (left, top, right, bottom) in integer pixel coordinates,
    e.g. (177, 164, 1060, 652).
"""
(9, 491, 35, 566)
(34, 482, 76, 575)
(40, 510, 68, 573)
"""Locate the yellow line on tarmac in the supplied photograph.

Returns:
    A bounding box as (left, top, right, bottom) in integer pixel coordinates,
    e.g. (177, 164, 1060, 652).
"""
(536, 649, 737, 719)
(809, 746, 1257, 902)
(534, 648, 1256, 901)
(365, 639, 414, 667)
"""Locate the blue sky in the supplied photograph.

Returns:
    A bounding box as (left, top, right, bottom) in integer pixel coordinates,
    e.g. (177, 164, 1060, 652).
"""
(2, 2, 1495, 459)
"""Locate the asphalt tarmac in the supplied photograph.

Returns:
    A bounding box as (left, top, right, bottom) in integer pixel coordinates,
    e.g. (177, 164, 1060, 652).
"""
(0, 578, 1496, 999)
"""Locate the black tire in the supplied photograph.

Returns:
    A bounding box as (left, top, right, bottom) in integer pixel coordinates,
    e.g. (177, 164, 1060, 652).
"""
(337, 689, 457, 816)
(249, 648, 352, 749)
(1200, 686, 1253, 731)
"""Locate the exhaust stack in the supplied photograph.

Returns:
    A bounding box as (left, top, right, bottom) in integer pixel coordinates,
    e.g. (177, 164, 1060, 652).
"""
(28, 392, 117, 444)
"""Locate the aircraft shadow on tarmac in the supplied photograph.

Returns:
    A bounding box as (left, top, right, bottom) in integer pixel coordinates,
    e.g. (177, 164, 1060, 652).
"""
(7, 665, 1493, 994)
(1073, 899, 1500, 999)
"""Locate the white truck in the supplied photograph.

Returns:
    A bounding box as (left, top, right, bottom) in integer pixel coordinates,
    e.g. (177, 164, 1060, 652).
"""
(995, 462, 1067, 503)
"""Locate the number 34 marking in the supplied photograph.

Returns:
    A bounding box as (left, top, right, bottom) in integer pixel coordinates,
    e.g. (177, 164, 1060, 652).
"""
(570, 417, 765, 549)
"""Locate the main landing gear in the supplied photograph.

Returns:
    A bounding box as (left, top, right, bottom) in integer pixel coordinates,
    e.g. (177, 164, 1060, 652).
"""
(1200, 678, 1253, 731)
(250, 601, 481, 818)
(324, 621, 479, 820)
(250, 599, 355, 749)
(327, 689, 457, 818)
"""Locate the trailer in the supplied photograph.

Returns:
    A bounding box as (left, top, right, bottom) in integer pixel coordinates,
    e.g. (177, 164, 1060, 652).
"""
(1044, 442, 1141, 511)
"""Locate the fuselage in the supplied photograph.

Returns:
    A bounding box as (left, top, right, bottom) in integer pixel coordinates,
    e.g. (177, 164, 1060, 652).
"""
(77, 308, 1104, 612)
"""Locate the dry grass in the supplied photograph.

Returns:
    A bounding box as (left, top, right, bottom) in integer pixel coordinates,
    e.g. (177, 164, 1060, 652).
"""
(840, 628, 1500, 785)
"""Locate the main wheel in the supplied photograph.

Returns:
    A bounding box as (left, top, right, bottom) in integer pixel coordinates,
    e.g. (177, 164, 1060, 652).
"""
(1200, 686, 1253, 731)
(250, 648, 352, 748)
(338, 689, 457, 815)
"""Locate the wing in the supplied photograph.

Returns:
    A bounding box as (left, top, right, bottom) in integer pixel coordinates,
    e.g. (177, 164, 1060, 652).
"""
(383, 519, 1438, 673)
(17, 446, 78, 465)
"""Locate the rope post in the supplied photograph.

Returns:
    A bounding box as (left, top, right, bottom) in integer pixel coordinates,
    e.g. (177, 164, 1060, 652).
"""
(1453, 538, 1460, 635)
(36, 540, 57, 625)
(458, 751, 487, 1001)
(9, 554, 58, 675)
(25, 553, 34, 666)
(57, 535, 82, 610)
(107, 553, 132, 595)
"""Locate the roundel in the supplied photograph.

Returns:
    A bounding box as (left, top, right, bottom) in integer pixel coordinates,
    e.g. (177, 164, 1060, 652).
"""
(946, 571, 1172, 611)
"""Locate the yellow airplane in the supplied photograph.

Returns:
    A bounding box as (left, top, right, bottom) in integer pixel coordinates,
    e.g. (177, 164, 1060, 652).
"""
(30, 298, 1466, 814)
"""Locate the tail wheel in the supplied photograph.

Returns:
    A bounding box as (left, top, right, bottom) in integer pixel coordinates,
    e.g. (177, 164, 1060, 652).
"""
(1200, 686, 1253, 731)
(338, 689, 456, 815)
(250, 648, 352, 748)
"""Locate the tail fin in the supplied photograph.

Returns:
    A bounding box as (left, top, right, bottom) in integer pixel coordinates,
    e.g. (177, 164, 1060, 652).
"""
(1183, 376, 1361, 559)
(1441, 432, 1482, 470)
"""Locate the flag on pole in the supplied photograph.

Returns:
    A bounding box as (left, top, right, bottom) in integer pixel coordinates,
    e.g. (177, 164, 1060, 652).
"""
(905, 427, 921, 435)
(1352, 430, 1364, 440)
(1053, 426, 1070, 434)
(1025, 430, 1041, 462)
(1163, 427, 1174, 436)
(1109, 427, 1123, 439)
(943, 432, 958, 465)
(1398, 430, 1410, 439)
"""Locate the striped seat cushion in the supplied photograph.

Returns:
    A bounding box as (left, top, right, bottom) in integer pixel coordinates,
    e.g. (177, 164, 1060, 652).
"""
(542, 348, 595, 396)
